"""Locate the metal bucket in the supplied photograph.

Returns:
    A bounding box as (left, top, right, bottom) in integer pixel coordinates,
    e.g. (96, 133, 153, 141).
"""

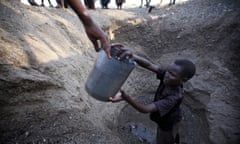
(85, 47, 136, 102)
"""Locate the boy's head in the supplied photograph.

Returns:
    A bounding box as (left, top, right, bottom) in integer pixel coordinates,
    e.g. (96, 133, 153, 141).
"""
(164, 59, 196, 86)
(174, 59, 196, 81)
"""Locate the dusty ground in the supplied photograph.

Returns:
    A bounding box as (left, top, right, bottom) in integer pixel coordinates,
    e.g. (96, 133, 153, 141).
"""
(0, 0, 240, 144)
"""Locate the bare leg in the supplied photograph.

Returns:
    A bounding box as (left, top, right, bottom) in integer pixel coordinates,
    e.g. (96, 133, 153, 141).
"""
(48, 0, 53, 7)
(41, 0, 44, 6)
(156, 126, 174, 144)
(28, 0, 39, 6)
(139, 0, 143, 8)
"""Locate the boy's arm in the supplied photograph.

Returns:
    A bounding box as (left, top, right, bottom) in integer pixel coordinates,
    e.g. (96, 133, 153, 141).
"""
(110, 90, 157, 113)
(121, 91, 157, 113)
(132, 54, 160, 74)
(111, 43, 161, 73)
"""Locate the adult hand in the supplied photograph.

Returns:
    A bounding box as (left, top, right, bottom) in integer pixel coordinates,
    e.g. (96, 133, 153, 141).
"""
(84, 22, 111, 58)
(68, 0, 111, 58)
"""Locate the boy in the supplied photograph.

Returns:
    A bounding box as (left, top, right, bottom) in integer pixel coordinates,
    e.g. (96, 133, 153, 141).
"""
(110, 45, 196, 144)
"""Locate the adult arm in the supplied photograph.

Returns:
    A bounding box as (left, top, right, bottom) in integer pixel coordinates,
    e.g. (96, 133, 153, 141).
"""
(68, 0, 111, 58)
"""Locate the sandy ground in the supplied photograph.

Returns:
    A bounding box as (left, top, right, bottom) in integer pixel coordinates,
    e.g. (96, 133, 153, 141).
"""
(0, 0, 240, 144)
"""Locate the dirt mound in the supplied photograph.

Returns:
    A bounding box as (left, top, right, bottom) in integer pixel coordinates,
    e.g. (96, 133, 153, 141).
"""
(0, 0, 239, 144)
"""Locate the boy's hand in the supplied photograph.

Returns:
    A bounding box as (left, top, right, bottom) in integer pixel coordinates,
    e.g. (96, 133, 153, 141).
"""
(111, 43, 133, 60)
(119, 48, 133, 60)
(109, 91, 124, 102)
(109, 88, 127, 102)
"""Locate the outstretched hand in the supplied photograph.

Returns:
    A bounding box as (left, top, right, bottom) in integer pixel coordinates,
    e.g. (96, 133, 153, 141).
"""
(67, 0, 111, 58)
(109, 88, 126, 102)
(111, 43, 133, 60)
(84, 23, 111, 58)
(109, 91, 123, 102)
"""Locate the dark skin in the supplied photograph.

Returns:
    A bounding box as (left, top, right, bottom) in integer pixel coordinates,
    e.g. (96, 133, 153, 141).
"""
(109, 44, 187, 113)
(68, 0, 111, 58)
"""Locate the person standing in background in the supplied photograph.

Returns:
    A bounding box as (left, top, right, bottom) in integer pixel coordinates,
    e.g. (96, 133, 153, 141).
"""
(84, 0, 96, 9)
(56, 0, 69, 8)
(41, 0, 53, 7)
(100, 0, 110, 9)
(139, 0, 151, 8)
(116, 0, 125, 10)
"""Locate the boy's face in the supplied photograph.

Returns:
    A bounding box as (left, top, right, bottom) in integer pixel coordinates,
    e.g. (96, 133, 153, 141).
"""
(164, 64, 183, 86)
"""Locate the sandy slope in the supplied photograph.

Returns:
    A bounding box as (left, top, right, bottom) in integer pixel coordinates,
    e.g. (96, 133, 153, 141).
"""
(0, 0, 239, 143)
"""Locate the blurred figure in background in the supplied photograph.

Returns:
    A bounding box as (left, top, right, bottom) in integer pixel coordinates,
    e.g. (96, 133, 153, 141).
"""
(169, 0, 176, 5)
(28, 0, 38, 6)
(100, 0, 110, 9)
(56, 0, 69, 8)
(41, 0, 53, 7)
(28, 0, 53, 7)
(84, 0, 96, 9)
(115, 0, 125, 10)
(139, 0, 151, 8)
